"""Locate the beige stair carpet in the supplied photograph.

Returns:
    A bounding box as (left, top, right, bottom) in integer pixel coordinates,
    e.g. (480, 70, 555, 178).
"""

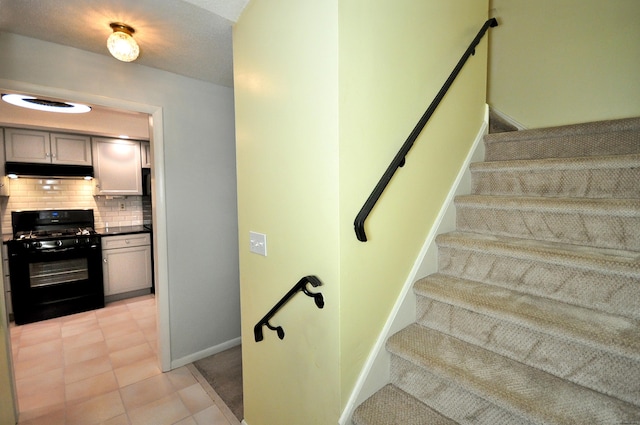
(353, 116, 640, 425)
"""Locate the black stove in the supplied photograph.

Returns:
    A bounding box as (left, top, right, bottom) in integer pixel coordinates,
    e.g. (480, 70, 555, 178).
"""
(8, 209, 104, 324)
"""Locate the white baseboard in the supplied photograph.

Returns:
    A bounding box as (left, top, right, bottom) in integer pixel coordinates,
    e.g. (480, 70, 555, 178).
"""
(490, 107, 528, 130)
(338, 109, 488, 425)
(170, 336, 241, 369)
(241, 421, 249, 425)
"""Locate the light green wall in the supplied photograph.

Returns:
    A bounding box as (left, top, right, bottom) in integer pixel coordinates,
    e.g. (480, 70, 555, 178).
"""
(233, 1, 341, 424)
(234, 1, 489, 423)
(337, 0, 489, 406)
(488, 0, 640, 128)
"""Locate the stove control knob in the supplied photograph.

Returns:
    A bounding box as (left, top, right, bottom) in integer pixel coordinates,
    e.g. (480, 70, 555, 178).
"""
(56, 240, 63, 247)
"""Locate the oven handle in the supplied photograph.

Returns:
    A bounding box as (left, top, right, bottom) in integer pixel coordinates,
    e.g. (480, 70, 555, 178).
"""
(40, 247, 75, 253)
(39, 244, 100, 253)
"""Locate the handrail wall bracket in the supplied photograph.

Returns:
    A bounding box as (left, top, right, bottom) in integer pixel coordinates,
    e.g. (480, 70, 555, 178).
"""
(254, 275, 324, 342)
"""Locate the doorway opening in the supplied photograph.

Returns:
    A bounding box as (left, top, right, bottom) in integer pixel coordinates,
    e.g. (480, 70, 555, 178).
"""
(0, 80, 171, 419)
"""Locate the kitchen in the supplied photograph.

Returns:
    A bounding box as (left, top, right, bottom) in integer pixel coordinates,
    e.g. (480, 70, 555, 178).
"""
(0, 95, 155, 325)
(0, 93, 171, 421)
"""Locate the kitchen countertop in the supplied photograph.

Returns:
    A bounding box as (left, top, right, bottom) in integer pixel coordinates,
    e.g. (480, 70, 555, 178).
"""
(95, 225, 151, 236)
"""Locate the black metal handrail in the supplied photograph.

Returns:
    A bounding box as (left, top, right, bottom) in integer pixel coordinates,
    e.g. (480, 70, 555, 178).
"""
(354, 18, 498, 242)
(254, 275, 324, 342)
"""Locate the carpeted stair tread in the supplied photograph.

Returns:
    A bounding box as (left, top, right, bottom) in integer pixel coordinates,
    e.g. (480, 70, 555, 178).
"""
(437, 232, 640, 320)
(352, 384, 458, 425)
(470, 153, 640, 198)
(437, 231, 640, 271)
(387, 324, 640, 425)
(484, 117, 640, 145)
(414, 274, 640, 361)
(455, 195, 640, 251)
(455, 194, 640, 215)
(484, 117, 640, 161)
(471, 153, 640, 173)
(390, 355, 537, 425)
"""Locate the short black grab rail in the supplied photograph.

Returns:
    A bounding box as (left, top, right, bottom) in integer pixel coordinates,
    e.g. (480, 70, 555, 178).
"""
(254, 275, 324, 342)
(354, 18, 498, 242)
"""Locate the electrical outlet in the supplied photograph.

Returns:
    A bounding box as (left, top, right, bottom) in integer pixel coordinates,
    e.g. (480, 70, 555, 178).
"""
(119, 202, 125, 210)
(249, 231, 267, 256)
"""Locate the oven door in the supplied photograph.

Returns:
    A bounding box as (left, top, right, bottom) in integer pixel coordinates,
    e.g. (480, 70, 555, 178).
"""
(8, 241, 104, 325)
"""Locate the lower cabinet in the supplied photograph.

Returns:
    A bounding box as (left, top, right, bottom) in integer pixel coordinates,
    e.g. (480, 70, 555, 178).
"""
(102, 233, 152, 297)
(2, 245, 11, 321)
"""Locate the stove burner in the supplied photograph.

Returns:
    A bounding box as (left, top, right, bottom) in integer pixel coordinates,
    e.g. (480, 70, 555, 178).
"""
(16, 227, 95, 240)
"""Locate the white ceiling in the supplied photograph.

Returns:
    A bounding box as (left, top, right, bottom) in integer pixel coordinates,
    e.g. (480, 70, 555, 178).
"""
(0, 0, 250, 88)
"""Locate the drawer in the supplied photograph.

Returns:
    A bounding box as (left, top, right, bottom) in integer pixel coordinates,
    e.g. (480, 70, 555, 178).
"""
(102, 233, 150, 249)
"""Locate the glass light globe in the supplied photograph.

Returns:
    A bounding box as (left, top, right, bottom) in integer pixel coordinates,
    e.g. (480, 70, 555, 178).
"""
(107, 31, 139, 62)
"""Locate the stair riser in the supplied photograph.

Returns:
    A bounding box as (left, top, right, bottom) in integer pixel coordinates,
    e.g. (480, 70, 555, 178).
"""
(455, 205, 640, 251)
(390, 356, 535, 425)
(471, 166, 640, 198)
(415, 297, 640, 407)
(437, 245, 640, 320)
(484, 132, 640, 161)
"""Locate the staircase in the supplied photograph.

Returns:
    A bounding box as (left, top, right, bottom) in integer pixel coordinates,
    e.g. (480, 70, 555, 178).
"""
(353, 117, 640, 424)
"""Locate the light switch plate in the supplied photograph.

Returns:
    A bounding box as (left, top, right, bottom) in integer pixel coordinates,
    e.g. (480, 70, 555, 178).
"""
(249, 231, 267, 256)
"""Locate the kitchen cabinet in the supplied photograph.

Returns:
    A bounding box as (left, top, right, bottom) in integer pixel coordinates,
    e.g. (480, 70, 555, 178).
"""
(4, 128, 92, 166)
(102, 233, 152, 297)
(0, 130, 9, 196)
(92, 137, 143, 195)
(141, 142, 151, 168)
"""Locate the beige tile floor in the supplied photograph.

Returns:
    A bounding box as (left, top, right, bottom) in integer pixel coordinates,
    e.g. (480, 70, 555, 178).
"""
(8, 295, 241, 425)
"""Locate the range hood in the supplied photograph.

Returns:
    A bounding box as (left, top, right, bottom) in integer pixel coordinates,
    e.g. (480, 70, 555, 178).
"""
(5, 162, 94, 179)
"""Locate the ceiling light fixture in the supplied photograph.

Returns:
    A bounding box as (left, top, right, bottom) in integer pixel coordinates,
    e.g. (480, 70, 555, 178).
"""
(107, 22, 140, 62)
(2, 94, 92, 113)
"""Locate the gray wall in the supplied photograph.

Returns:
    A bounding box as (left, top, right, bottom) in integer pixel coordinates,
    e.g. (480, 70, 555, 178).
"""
(0, 32, 240, 364)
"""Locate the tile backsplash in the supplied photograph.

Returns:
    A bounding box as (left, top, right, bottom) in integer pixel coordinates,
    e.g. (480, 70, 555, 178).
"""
(0, 178, 149, 234)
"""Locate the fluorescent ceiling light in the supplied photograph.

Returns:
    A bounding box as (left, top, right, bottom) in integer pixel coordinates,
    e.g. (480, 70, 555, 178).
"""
(2, 94, 92, 114)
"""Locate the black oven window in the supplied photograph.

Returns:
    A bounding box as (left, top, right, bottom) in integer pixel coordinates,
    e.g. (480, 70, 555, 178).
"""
(29, 258, 90, 288)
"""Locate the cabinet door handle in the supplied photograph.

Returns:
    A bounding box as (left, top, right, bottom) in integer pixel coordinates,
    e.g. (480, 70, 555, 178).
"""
(103, 258, 108, 263)
(125, 240, 130, 244)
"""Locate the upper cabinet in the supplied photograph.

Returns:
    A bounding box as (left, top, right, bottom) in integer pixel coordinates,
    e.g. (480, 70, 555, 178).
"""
(92, 137, 142, 196)
(4, 128, 92, 166)
(50, 133, 93, 165)
(141, 141, 151, 168)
